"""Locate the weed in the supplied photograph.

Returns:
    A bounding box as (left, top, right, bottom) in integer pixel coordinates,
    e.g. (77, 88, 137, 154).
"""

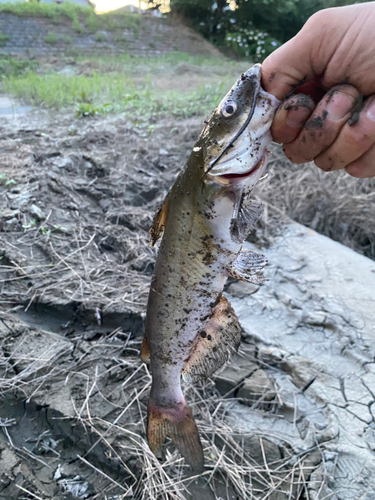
(76, 102, 102, 117)
(3, 52, 245, 120)
(22, 219, 36, 231)
(0, 3, 140, 36)
(63, 36, 71, 45)
(0, 32, 9, 47)
(95, 32, 107, 43)
(43, 33, 57, 45)
(72, 17, 83, 34)
(0, 174, 16, 186)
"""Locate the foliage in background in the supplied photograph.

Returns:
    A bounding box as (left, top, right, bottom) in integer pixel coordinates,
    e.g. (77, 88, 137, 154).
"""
(2, 52, 243, 119)
(0, 2, 140, 34)
(166, 0, 373, 60)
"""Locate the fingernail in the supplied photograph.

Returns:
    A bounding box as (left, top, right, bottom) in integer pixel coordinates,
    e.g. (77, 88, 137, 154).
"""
(365, 95, 375, 121)
(326, 91, 354, 121)
(286, 106, 312, 128)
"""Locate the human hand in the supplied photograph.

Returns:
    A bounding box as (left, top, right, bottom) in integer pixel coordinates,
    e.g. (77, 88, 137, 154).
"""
(262, 2, 375, 178)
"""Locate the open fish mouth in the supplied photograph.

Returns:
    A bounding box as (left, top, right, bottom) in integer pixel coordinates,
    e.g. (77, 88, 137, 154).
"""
(221, 154, 265, 180)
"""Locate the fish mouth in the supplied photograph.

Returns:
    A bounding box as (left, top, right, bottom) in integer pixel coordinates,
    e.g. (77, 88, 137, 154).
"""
(220, 153, 266, 183)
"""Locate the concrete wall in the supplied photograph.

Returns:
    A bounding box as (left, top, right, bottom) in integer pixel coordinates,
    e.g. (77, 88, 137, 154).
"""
(0, 12, 222, 57)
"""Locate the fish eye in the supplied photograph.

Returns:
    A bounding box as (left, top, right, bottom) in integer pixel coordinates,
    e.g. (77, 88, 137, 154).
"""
(221, 101, 238, 118)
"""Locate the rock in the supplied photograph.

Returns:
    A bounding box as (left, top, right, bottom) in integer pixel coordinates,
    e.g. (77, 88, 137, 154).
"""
(226, 221, 375, 499)
(3, 217, 19, 232)
(1, 208, 20, 220)
(227, 281, 259, 298)
(214, 352, 258, 396)
(29, 204, 46, 220)
(237, 369, 275, 403)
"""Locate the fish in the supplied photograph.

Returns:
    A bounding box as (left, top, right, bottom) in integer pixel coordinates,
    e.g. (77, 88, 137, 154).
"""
(141, 64, 280, 472)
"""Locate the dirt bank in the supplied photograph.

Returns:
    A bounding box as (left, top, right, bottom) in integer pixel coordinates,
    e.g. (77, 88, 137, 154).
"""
(1, 108, 375, 500)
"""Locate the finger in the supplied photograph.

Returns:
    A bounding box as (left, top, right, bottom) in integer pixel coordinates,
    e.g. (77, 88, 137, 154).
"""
(345, 143, 375, 178)
(283, 85, 362, 164)
(314, 94, 375, 173)
(261, 8, 341, 99)
(271, 94, 315, 144)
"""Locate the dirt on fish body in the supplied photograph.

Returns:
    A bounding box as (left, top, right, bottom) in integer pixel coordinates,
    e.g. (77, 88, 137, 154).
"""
(142, 64, 280, 470)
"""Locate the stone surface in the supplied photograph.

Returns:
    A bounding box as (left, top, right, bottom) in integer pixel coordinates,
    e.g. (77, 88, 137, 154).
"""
(0, 12, 222, 57)
(225, 221, 375, 500)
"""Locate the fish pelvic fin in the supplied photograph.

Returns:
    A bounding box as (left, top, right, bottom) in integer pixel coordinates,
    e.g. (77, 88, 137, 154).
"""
(147, 397, 204, 472)
(182, 296, 241, 383)
(140, 335, 150, 364)
(149, 194, 171, 247)
(230, 198, 263, 244)
(229, 249, 267, 284)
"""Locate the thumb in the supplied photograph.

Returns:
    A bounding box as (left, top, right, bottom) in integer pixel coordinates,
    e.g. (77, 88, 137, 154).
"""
(261, 34, 316, 100)
(261, 7, 350, 100)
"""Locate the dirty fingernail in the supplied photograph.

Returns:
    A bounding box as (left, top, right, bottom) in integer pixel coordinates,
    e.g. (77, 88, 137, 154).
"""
(365, 95, 375, 121)
(326, 92, 354, 121)
(286, 106, 312, 128)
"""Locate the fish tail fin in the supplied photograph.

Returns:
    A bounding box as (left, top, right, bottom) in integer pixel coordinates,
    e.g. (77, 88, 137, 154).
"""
(147, 397, 204, 472)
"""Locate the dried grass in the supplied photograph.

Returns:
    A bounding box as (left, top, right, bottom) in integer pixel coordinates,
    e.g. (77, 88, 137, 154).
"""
(256, 146, 375, 260)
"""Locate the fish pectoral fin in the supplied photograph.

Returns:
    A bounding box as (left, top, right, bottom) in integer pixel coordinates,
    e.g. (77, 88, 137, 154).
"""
(229, 249, 267, 284)
(147, 397, 204, 472)
(230, 198, 263, 244)
(182, 296, 241, 383)
(140, 335, 150, 364)
(149, 195, 170, 246)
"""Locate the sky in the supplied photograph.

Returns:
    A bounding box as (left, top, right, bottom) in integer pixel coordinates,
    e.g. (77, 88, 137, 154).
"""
(92, 0, 158, 14)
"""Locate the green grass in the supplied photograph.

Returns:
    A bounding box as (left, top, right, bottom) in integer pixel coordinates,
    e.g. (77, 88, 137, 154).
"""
(0, 55, 38, 78)
(0, 2, 140, 34)
(3, 70, 227, 118)
(43, 33, 57, 45)
(0, 32, 9, 46)
(2, 52, 247, 119)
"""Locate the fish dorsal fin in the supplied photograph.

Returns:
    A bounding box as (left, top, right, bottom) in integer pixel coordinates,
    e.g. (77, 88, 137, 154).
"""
(182, 295, 241, 383)
(230, 198, 263, 244)
(149, 195, 170, 247)
(229, 249, 267, 284)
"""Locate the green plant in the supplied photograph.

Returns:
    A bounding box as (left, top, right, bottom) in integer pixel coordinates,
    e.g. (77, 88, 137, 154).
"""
(95, 32, 107, 43)
(226, 29, 281, 61)
(63, 35, 71, 44)
(43, 33, 57, 45)
(0, 174, 16, 186)
(0, 32, 9, 47)
(22, 219, 36, 231)
(76, 102, 102, 117)
(72, 17, 83, 34)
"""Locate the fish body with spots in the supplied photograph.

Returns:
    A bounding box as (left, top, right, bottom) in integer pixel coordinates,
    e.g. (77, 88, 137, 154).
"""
(141, 64, 280, 471)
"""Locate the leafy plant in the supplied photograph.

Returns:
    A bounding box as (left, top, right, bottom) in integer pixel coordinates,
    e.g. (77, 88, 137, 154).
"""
(95, 32, 107, 43)
(167, 0, 373, 58)
(43, 33, 57, 45)
(226, 29, 281, 61)
(0, 32, 9, 47)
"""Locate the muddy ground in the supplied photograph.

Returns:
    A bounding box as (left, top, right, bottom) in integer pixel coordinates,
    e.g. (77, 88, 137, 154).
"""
(1, 105, 375, 500)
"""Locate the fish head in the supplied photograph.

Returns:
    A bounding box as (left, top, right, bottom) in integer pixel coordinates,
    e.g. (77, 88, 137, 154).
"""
(197, 64, 280, 189)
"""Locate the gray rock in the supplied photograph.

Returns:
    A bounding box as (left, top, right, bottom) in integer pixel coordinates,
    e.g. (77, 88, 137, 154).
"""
(29, 204, 46, 220)
(225, 221, 375, 499)
(237, 369, 275, 403)
(227, 281, 259, 298)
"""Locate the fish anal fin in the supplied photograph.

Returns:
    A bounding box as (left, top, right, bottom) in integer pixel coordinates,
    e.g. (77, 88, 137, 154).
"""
(147, 397, 204, 472)
(140, 335, 150, 364)
(230, 249, 267, 284)
(182, 296, 241, 383)
(149, 196, 170, 247)
(230, 198, 263, 244)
